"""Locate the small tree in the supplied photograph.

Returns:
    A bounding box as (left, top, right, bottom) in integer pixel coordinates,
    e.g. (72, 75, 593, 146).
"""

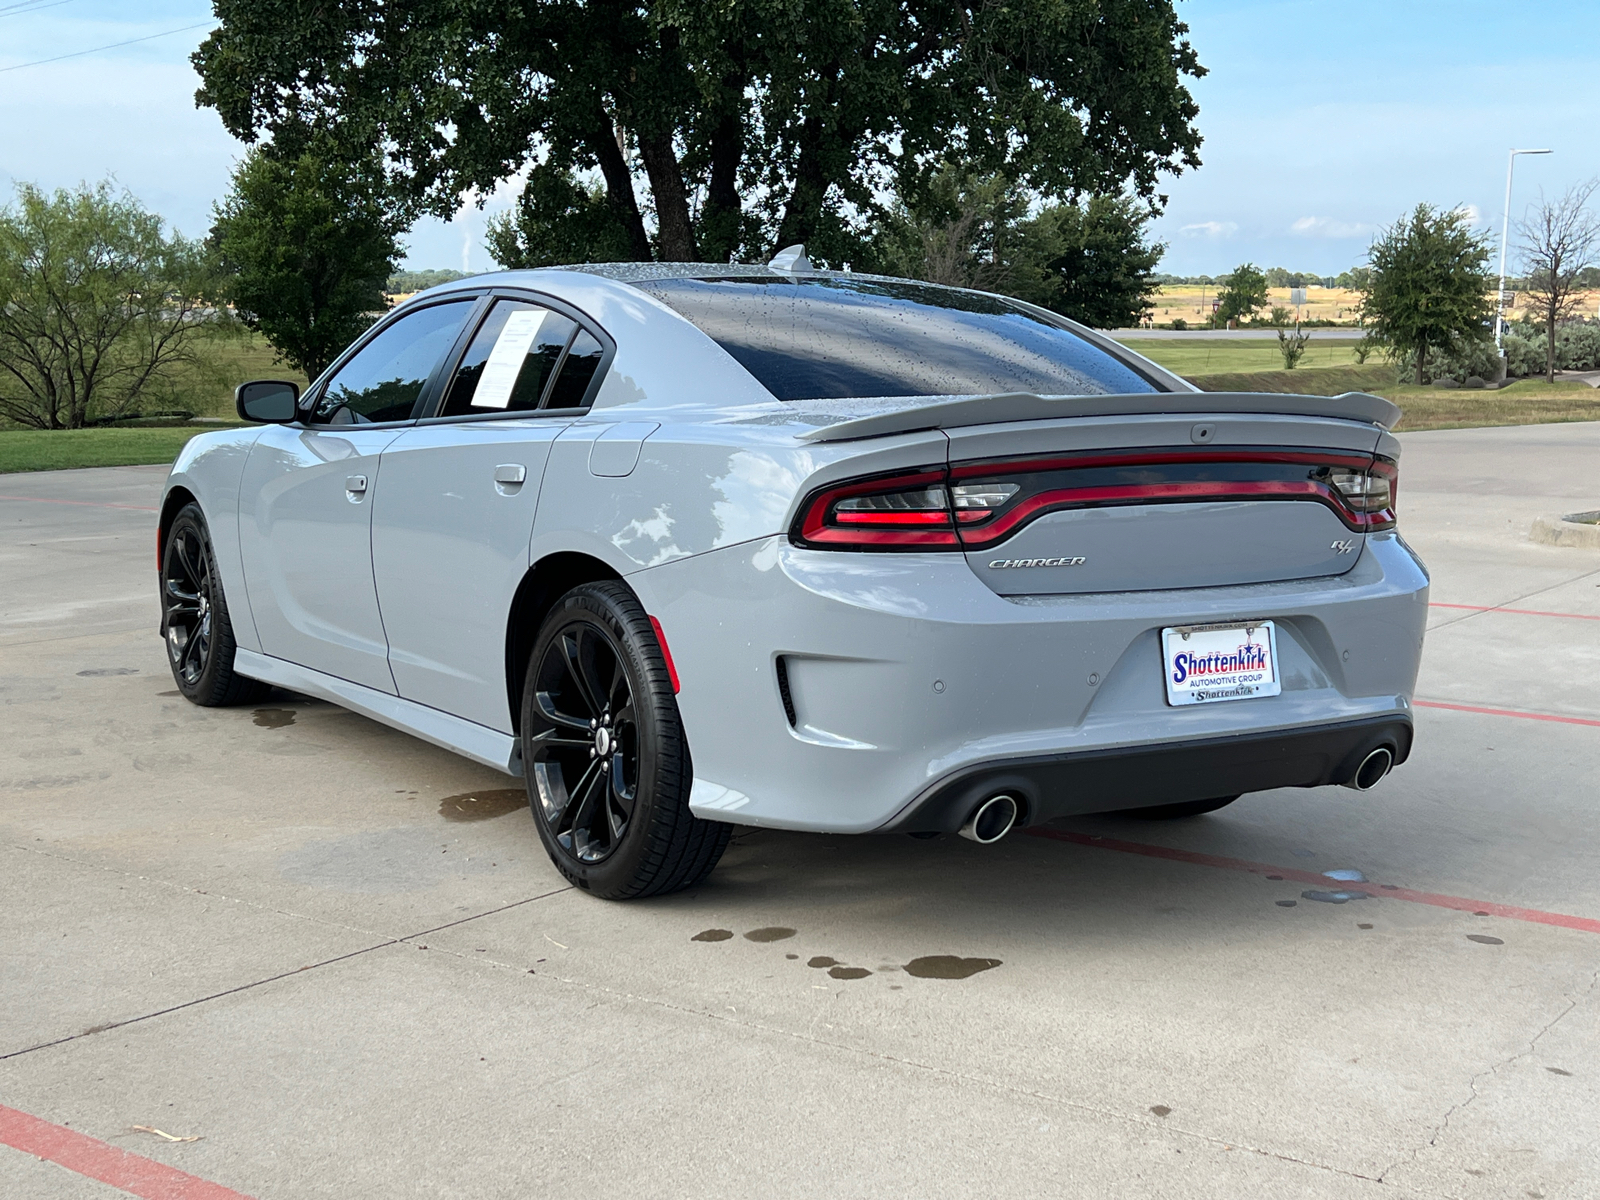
(0, 182, 222, 430)
(1215, 263, 1268, 326)
(1277, 324, 1309, 368)
(211, 138, 401, 380)
(1516, 180, 1600, 383)
(1361, 204, 1493, 385)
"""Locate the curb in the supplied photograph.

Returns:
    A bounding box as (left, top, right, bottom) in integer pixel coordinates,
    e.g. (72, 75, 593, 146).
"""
(1531, 512, 1600, 550)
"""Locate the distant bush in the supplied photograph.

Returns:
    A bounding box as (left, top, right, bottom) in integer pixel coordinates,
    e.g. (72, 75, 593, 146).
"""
(1499, 319, 1600, 376)
(1168, 317, 1188, 330)
(387, 268, 470, 294)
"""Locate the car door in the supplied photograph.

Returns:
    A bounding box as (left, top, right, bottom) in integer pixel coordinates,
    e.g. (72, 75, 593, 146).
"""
(238, 297, 479, 692)
(371, 294, 612, 731)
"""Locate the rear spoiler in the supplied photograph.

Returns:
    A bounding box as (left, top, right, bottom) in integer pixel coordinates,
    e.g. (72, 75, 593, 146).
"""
(796, 391, 1401, 444)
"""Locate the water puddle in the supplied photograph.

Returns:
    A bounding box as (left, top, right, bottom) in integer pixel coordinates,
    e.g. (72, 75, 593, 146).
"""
(437, 788, 525, 822)
(1275, 900, 1297, 907)
(1547, 1067, 1572, 1076)
(744, 927, 796, 943)
(1466, 934, 1504, 945)
(252, 708, 296, 728)
(903, 955, 1002, 980)
(1323, 868, 1367, 882)
(691, 929, 733, 942)
(1301, 889, 1368, 904)
(807, 956, 839, 969)
(1149, 1105, 1172, 1118)
(828, 966, 871, 980)
(77, 667, 138, 677)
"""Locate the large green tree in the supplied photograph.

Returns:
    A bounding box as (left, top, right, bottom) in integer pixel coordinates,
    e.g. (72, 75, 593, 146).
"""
(1019, 195, 1165, 328)
(0, 182, 222, 430)
(211, 136, 402, 379)
(1214, 263, 1267, 327)
(1362, 204, 1493, 385)
(192, 1, 1204, 268)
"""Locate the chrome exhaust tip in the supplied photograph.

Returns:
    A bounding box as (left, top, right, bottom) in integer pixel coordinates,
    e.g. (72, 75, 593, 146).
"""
(959, 794, 1019, 844)
(1344, 746, 1394, 791)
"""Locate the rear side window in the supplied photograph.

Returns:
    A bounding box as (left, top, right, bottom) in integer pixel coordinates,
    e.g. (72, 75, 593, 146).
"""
(632, 276, 1159, 400)
(441, 300, 592, 416)
(315, 299, 475, 423)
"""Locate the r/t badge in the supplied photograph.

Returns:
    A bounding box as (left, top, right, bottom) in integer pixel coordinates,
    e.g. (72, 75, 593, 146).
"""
(1331, 539, 1356, 554)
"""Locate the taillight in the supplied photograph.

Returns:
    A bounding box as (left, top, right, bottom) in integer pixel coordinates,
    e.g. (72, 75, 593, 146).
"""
(794, 468, 958, 548)
(790, 449, 1398, 551)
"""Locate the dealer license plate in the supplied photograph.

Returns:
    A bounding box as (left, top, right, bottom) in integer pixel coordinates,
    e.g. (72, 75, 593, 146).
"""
(1161, 621, 1281, 706)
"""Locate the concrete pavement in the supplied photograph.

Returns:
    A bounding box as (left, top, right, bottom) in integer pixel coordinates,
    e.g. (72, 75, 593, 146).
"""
(3, 426, 1599, 1198)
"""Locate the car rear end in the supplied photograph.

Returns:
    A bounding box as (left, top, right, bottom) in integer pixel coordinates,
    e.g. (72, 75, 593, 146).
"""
(621, 271, 1428, 835)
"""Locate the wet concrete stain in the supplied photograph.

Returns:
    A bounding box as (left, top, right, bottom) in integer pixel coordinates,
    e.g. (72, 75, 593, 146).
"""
(1466, 934, 1504, 945)
(1275, 900, 1297, 907)
(903, 955, 1002, 980)
(691, 929, 733, 942)
(1357, 923, 1374, 930)
(807, 956, 839, 969)
(252, 708, 296, 728)
(157, 690, 180, 697)
(437, 788, 525, 822)
(828, 966, 872, 980)
(1149, 1105, 1172, 1118)
(1265, 874, 1284, 881)
(1380, 883, 1400, 890)
(785, 953, 799, 960)
(1547, 1067, 1572, 1076)
(77, 667, 138, 677)
(1302, 889, 1368, 904)
(744, 927, 796, 943)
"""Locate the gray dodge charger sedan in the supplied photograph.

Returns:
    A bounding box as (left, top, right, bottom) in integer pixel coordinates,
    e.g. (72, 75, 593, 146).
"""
(158, 253, 1428, 898)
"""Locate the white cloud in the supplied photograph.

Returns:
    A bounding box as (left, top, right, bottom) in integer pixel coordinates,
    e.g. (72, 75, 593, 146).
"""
(1179, 221, 1238, 239)
(1290, 216, 1373, 238)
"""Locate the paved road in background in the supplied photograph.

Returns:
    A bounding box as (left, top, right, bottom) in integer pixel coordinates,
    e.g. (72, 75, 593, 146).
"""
(3, 427, 1600, 1199)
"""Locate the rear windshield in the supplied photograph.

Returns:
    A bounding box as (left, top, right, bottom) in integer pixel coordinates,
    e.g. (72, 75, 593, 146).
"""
(631, 276, 1159, 400)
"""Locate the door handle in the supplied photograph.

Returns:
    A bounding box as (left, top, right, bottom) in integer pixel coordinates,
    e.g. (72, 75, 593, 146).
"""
(345, 474, 368, 494)
(493, 464, 527, 485)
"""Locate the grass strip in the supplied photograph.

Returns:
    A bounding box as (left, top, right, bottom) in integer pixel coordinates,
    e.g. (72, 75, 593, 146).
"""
(0, 427, 235, 474)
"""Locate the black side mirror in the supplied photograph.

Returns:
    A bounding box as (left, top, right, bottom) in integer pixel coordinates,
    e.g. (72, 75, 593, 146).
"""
(235, 380, 300, 423)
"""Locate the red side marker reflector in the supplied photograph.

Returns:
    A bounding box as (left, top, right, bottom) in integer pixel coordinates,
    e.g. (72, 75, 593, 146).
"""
(0, 1103, 258, 1200)
(649, 616, 680, 693)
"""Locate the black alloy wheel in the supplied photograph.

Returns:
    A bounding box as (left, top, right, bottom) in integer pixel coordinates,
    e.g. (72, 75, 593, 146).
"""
(160, 503, 266, 706)
(522, 582, 729, 898)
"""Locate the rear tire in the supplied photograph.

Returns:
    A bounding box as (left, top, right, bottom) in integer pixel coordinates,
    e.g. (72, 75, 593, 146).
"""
(161, 503, 269, 707)
(521, 581, 730, 899)
(1123, 795, 1241, 820)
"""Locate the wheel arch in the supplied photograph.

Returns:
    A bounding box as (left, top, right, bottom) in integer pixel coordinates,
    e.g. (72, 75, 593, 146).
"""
(157, 485, 199, 572)
(505, 551, 624, 733)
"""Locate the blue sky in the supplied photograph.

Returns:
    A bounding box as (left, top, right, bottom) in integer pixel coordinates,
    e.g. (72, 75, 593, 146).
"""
(2, 0, 1596, 276)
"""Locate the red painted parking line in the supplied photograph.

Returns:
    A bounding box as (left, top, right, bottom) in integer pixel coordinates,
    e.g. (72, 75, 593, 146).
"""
(0, 1104, 255, 1200)
(0, 494, 159, 513)
(1413, 699, 1600, 728)
(1430, 602, 1600, 622)
(1025, 828, 1600, 935)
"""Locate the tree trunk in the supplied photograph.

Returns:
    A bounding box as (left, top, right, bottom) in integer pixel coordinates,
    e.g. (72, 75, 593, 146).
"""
(774, 114, 830, 253)
(636, 130, 698, 262)
(1416, 342, 1425, 386)
(1547, 310, 1557, 383)
(698, 108, 743, 264)
(586, 109, 650, 261)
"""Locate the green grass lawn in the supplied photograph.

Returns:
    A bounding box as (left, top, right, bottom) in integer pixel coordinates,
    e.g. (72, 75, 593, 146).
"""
(0, 427, 241, 474)
(1115, 336, 1367, 376)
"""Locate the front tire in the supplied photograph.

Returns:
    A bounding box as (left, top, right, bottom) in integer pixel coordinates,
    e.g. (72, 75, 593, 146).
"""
(160, 503, 268, 706)
(521, 582, 730, 899)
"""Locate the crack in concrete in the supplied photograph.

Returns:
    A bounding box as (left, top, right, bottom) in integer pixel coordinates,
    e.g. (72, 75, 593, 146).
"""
(422, 937, 1454, 1197)
(1377, 960, 1600, 1188)
(1426, 565, 1600, 633)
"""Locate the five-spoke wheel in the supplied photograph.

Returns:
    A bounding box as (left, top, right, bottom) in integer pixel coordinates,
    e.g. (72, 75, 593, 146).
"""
(521, 582, 729, 898)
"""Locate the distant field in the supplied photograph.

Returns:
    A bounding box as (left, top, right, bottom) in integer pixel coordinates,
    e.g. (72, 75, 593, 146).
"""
(1148, 284, 1364, 327)
(0, 427, 233, 474)
(1116, 336, 1367, 375)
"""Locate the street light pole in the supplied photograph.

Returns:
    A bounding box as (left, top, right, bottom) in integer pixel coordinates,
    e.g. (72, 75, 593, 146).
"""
(1497, 148, 1552, 354)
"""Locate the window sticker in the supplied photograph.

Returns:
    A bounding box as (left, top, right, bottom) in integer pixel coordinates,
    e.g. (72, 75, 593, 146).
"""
(472, 308, 551, 409)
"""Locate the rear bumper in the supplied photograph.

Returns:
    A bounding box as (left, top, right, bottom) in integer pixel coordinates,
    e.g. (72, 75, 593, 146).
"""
(631, 530, 1429, 834)
(878, 714, 1413, 833)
